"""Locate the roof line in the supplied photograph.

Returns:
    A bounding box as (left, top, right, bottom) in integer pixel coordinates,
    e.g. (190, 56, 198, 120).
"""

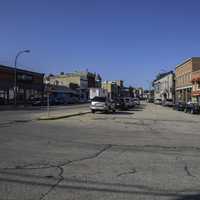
(175, 57, 200, 69)
(0, 64, 44, 76)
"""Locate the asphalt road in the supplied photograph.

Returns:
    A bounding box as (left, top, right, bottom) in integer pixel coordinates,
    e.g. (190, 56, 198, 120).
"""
(1, 103, 200, 200)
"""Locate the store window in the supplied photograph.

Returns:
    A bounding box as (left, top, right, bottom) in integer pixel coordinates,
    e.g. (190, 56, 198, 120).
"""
(197, 81, 200, 90)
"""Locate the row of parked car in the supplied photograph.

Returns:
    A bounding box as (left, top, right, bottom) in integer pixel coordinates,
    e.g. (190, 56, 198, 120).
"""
(29, 95, 80, 106)
(151, 98, 200, 114)
(174, 101, 200, 114)
(90, 96, 140, 113)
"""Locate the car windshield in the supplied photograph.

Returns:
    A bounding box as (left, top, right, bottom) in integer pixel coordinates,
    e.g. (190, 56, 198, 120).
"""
(92, 97, 106, 102)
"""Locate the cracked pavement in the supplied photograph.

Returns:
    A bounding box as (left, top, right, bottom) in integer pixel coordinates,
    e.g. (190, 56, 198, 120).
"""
(0, 102, 200, 199)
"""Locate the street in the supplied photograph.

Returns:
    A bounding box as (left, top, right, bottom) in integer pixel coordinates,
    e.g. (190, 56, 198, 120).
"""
(0, 103, 200, 200)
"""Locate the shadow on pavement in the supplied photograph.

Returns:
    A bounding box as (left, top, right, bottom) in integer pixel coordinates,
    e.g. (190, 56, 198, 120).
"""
(96, 111, 133, 115)
(113, 111, 133, 115)
(129, 104, 146, 112)
(174, 194, 200, 200)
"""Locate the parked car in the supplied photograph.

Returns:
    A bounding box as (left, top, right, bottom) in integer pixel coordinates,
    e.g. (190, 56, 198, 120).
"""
(147, 98, 154, 103)
(184, 102, 200, 114)
(115, 98, 129, 110)
(90, 96, 116, 113)
(124, 97, 134, 108)
(174, 101, 186, 111)
(54, 97, 66, 105)
(0, 97, 5, 105)
(162, 99, 174, 107)
(132, 98, 140, 105)
(31, 96, 55, 106)
(154, 98, 162, 105)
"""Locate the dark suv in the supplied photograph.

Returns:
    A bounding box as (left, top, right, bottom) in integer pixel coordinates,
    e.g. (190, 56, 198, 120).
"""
(174, 101, 186, 111)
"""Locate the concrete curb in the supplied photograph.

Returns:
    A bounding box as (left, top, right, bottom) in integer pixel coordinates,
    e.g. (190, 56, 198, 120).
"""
(37, 111, 90, 120)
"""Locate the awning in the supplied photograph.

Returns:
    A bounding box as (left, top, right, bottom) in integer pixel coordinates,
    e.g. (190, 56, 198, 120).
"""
(192, 91, 200, 96)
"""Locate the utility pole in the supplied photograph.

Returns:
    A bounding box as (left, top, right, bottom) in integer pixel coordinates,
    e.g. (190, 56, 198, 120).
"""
(14, 49, 30, 106)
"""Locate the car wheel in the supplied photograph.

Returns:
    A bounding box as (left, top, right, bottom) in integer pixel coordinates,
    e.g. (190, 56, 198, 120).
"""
(91, 110, 95, 114)
(112, 109, 116, 113)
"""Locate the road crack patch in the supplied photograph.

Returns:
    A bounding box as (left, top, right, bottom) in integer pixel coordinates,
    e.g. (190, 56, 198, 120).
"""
(0, 145, 112, 200)
(39, 145, 112, 199)
(39, 165, 64, 200)
(117, 168, 137, 177)
(64, 144, 112, 166)
(184, 164, 195, 178)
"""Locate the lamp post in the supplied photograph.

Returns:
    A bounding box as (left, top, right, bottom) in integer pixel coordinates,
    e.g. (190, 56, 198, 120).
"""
(14, 49, 30, 106)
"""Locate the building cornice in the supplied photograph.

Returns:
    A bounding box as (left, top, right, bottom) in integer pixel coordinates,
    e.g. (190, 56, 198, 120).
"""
(175, 57, 200, 69)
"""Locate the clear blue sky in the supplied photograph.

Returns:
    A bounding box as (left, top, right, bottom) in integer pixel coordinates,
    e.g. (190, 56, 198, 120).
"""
(1, 0, 200, 88)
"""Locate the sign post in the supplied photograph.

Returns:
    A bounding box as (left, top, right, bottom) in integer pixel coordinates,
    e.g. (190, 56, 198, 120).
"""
(47, 92, 50, 117)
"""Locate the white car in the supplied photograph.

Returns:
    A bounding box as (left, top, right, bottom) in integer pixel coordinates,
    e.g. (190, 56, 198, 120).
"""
(90, 96, 116, 113)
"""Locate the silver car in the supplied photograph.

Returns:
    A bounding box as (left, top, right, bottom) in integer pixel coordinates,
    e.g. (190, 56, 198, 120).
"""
(90, 96, 116, 113)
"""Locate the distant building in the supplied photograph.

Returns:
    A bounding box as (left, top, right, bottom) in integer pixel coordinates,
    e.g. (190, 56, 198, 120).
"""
(95, 73, 102, 88)
(47, 71, 102, 101)
(175, 57, 200, 103)
(192, 69, 200, 103)
(0, 64, 44, 105)
(153, 71, 175, 103)
(102, 81, 118, 99)
(122, 87, 132, 97)
(134, 87, 144, 98)
(114, 80, 124, 97)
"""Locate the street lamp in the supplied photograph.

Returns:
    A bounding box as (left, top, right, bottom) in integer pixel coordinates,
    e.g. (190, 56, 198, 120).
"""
(14, 49, 30, 106)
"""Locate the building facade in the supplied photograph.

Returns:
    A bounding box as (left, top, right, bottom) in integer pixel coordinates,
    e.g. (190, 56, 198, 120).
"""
(153, 71, 175, 102)
(0, 65, 44, 105)
(47, 71, 101, 101)
(114, 80, 124, 97)
(175, 58, 200, 103)
(102, 81, 118, 99)
(191, 69, 200, 103)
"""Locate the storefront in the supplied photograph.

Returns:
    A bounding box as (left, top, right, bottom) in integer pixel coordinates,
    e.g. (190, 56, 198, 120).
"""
(0, 65, 44, 105)
(176, 87, 192, 102)
(192, 76, 200, 103)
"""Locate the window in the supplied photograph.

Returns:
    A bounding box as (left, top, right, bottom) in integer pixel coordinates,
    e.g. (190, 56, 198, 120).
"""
(92, 97, 106, 102)
(198, 81, 200, 90)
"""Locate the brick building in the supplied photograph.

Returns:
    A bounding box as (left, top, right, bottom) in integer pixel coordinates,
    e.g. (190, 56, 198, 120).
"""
(0, 65, 44, 105)
(175, 58, 200, 102)
(191, 69, 200, 103)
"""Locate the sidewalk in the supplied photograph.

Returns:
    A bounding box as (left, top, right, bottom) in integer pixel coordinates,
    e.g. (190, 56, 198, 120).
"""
(37, 110, 90, 120)
(0, 104, 90, 123)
